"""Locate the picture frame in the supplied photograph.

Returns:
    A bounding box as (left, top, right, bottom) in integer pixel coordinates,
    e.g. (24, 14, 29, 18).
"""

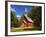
(5, 1, 45, 36)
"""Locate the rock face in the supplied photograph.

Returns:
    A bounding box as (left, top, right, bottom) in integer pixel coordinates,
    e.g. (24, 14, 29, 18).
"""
(20, 14, 34, 29)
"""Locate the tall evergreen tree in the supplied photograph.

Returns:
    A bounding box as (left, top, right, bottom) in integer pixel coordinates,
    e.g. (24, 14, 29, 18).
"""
(11, 11, 18, 27)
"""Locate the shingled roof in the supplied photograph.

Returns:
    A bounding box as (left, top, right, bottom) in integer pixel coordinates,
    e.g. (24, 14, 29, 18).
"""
(24, 14, 34, 23)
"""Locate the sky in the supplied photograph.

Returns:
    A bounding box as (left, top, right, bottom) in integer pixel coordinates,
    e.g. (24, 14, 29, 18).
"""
(11, 5, 32, 17)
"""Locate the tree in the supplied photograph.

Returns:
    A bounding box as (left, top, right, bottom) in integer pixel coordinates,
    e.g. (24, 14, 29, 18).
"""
(11, 11, 18, 27)
(27, 6, 42, 30)
(11, 11, 23, 27)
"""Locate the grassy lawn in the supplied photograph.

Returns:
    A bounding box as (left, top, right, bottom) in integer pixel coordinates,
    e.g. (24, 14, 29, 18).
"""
(11, 28, 24, 32)
(11, 27, 41, 32)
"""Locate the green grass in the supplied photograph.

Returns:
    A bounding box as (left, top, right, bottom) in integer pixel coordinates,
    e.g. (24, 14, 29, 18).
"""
(11, 27, 41, 32)
(11, 28, 24, 32)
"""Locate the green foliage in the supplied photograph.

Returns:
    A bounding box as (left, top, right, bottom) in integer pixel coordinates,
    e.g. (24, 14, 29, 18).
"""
(27, 6, 42, 29)
(11, 11, 23, 27)
(11, 11, 19, 27)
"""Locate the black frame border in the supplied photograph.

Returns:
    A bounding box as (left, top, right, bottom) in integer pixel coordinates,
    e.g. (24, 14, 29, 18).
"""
(5, 1, 45, 36)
